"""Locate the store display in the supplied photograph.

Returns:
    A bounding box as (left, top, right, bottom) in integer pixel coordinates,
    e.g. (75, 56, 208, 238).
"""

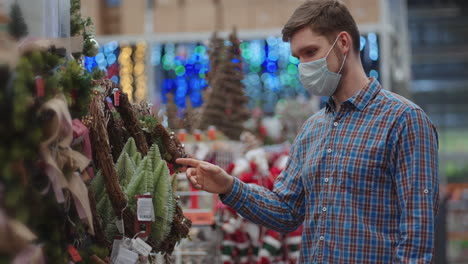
(0, 1, 192, 263)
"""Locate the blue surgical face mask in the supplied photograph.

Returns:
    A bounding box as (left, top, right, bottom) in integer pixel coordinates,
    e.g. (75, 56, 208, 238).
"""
(298, 36, 347, 97)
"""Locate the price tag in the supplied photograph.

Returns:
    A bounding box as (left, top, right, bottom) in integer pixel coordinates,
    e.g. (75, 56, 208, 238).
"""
(110, 239, 122, 263)
(114, 247, 139, 264)
(137, 196, 154, 222)
(67, 245, 82, 262)
(113, 88, 120, 106)
(35, 76, 44, 97)
(131, 237, 152, 257)
(115, 219, 124, 234)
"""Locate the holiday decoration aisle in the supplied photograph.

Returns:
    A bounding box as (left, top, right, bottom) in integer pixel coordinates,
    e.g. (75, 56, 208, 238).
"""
(1, 2, 190, 264)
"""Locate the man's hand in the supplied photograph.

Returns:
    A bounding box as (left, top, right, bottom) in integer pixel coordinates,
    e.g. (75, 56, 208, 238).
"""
(176, 158, 234, 195)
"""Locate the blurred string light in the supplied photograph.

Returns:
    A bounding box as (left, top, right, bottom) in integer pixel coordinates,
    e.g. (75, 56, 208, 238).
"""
(369, 69, 379, 79)
(367, 32, 379, 61)
(152, 34, 379, 113)
(360, 32, 380, 81)
(156, 42, 209, 108)
(84, 41, 119, 84)
(360, 36, 366, 51)
(119, 45, 134, 101)
(133, 41, 147, 103)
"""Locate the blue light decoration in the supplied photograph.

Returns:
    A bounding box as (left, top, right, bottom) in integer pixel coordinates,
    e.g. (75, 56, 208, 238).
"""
(153, 34, 380, 113)
(84, 41, 120, 84)
(361, 32, 380, 83)
(153, 43, 210, 109)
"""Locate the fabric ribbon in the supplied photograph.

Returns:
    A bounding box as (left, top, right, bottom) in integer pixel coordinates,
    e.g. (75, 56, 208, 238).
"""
(72, 119, 95, 179)
(38, 95, 94, 235)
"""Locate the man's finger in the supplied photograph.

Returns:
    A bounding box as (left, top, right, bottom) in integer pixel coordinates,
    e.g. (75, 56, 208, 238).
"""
(193, 183, 203, 190)
(176, 158, 204, 167)
(186, 168, 194, 176)
(189, 175, 198, 186)
(199, 164, 218, 174)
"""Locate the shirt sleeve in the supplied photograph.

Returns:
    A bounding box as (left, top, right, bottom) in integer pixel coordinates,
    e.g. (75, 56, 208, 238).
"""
(391, 108, 439, 263)
(220, 136, 306, 233)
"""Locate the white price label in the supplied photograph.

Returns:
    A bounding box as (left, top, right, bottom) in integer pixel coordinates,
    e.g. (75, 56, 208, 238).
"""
(137, 197, 154, 222)
(110, 239, 122, 263)
(115, 247, 139, 264)
(131, 237, 152, 257)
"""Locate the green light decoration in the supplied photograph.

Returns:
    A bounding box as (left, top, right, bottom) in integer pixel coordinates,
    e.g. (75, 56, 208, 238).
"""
(289, 55, 300, 64)
(287, 64, 298, 75)
(250, 64, 262, 73)
(242, 49, 252, 60)
(175, 65, 186, 76)
(194, 45, 206, 54)
(240, 42, 249, 50)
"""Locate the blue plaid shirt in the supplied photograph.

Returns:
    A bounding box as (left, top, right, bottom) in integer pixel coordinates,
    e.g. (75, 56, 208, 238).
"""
(221, 78, 439, 263)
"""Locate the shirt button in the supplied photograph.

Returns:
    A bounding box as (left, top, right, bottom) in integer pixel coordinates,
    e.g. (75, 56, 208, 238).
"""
(324, 178, 329, 183)
(327, 148, 332, 153)
(322, 207, 327, 212)
(424, 189, 429, 194)
(319, 236, 325, 241)
(333, 122, 339, 127)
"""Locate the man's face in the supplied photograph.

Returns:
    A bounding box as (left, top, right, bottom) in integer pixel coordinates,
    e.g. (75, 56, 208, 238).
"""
(290, 27, 342, 73)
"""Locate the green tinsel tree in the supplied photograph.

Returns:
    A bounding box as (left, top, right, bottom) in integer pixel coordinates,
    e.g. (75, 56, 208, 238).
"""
(7, 1, 28, 41)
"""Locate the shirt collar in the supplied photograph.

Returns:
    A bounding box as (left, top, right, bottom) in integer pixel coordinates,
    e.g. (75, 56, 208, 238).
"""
(325, 77, 381, 113)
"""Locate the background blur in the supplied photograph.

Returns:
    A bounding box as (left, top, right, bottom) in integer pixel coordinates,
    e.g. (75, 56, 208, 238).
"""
(1, 0, 467, 263)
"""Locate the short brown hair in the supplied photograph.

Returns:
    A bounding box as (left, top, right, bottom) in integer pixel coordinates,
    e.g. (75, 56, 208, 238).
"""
(282, 0, 360, 53)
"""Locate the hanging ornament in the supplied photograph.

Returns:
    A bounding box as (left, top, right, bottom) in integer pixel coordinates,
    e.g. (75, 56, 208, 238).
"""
(83, 37, 100, 57)
(113, 88, 120, 107)
(148, 103, 154, 115)
(35, 76, 44, 97)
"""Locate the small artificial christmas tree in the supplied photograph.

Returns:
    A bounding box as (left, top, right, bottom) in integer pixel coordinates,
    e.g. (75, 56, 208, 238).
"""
(205, 32, 224, 86)
(70, 0, 99, 58)
(166, 93, 184, 131)
(7, 1, 28, 41)
(197, 28, 250, 140)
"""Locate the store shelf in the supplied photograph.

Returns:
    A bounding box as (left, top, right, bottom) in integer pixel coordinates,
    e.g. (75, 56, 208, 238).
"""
(448, 232, 468, 241)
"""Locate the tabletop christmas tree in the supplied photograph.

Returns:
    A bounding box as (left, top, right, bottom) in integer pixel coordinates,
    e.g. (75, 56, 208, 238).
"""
(197, 29, 250, 140)
(7, 1, 28, 41)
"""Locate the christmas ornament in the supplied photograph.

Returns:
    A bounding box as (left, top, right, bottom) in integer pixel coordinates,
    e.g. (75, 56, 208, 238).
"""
(83, 37, 100, 57)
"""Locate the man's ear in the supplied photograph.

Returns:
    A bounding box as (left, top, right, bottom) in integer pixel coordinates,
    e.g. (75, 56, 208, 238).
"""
(338, 31, 352, 54)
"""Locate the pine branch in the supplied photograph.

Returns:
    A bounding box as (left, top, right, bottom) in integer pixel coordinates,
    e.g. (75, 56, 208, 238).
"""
(89, 93, 137, 238)
(113, 90, 149, 155)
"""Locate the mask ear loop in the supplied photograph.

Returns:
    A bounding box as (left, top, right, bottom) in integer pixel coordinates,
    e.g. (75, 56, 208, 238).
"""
(326, 34, 348, 74)
(325, 35, 341, 58)
(338, 54, 347, 74)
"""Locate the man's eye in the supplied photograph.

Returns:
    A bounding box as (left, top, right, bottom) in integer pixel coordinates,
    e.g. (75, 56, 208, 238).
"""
(305, 50, 315, 56)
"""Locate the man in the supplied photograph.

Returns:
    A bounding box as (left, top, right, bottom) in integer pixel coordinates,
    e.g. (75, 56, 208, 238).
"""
(177, 0, 439, 263)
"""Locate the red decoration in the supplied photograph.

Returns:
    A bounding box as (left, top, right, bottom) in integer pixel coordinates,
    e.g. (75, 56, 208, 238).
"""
(35, 76, 44, 97)
(113, 88, 120, 106)
(178, 129, 186, 142)
(190, 185, 199, 209)
(194, 130, 202, 141)
(259, 125, 267, 138)
(207, 126, 217, 141)
(68, 245, 82, 262)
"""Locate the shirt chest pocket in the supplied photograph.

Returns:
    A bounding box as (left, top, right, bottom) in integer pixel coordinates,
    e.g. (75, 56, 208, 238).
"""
(338, 146, 388, 194)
